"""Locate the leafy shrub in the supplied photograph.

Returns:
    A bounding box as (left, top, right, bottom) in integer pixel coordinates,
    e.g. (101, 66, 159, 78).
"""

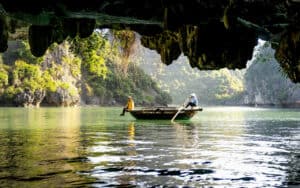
(13, 60, 44, 91)
(0, 69, 8, 88)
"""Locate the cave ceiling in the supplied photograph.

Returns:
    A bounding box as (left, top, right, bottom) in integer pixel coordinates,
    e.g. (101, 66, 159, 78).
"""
(0, 0, 300, 82)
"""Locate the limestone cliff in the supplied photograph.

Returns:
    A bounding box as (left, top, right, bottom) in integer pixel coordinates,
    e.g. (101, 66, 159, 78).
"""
(244, 41, 300, 106)
(41, 42, 81, 106)
(0, 41, 81, 107)
(132, 36, 300, 106)
(0, 36, 171, 107)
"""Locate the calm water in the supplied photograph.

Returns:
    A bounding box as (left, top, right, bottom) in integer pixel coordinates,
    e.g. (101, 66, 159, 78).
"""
(0, 107, 299, 187)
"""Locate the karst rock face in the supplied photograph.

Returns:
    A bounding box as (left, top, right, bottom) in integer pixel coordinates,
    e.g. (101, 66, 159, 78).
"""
(0, 0, 299, 82)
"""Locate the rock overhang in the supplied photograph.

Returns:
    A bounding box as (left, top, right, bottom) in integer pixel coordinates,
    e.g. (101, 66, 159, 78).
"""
(0, 0, 299, 82)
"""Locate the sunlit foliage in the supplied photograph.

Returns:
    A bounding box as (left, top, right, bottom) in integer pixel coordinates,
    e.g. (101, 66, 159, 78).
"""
(70, 32, 109, 78)
(0, 30, 171, 106)
(12, 60, 44, 91)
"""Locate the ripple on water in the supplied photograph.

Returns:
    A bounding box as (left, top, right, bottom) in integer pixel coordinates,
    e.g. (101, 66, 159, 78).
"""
(87, 166, 214, 177)
(0, 107, 299, 187)
(85, 165, 263, 187)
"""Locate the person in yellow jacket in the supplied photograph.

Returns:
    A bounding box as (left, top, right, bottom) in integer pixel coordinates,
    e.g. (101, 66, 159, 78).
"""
(120, 96, 134, 116)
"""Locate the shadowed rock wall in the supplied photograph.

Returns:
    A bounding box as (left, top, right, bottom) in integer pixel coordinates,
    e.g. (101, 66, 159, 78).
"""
(0, 0, 299, 82)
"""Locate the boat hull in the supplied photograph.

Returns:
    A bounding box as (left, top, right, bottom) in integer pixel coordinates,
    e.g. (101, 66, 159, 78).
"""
(129, 107, 202, 120)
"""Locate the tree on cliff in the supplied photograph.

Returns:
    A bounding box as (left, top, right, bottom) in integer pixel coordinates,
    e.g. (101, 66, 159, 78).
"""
(70, 30, 171, 105)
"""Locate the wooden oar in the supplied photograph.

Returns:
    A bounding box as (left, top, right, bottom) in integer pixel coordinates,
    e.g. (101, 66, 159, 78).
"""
(171, 98, 189, 122)
(171, 106, 184, 122)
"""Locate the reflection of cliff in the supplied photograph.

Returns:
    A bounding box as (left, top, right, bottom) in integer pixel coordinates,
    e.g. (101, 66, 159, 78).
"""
(0, 108, 83, 187)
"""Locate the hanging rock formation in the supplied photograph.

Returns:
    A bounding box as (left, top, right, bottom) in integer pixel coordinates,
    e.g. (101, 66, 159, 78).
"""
(0, 0, 300, 82)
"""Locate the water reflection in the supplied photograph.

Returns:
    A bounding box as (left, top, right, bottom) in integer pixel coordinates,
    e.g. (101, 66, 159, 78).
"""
(243, 113, 300, 187)
(85, 107, 299, 187)
(86, 119, 248, 187)
(0, 107, 94, 187)
(0, 107, 299, 187)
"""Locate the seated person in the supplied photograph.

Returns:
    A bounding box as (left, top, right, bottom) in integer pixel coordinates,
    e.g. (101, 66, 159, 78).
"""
(120, 96, 134, 116)
(185, 93, 198, 108)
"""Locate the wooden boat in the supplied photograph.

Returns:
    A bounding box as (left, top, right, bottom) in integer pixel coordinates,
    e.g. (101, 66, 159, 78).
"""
(129, 106, 202, 120)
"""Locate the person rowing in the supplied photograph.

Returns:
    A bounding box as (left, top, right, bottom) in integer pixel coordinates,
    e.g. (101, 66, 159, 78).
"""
(185, 93, 198, 109)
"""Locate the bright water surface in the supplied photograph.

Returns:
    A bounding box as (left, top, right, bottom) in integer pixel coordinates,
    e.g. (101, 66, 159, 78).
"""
(0, 107, 299, 187)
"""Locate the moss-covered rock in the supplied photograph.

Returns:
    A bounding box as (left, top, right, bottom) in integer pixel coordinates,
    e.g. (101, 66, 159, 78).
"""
(14, 88, 45, 107)
(40, 42, 81, 106)
(45, 87, 80, 107)
(275, 27, 300, 83)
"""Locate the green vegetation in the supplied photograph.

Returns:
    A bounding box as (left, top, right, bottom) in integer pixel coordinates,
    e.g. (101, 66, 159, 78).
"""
(94, 61, 171, 105)
(0, 64, 8, 88)
(2, 29, 297, 107)
(136, 39, 300, 106)
(70, 31, 171, 105)
(0, 30, 171, 107)
(71, 32, 108, 78)
(137, 55, 245, 105)
(1, 58, 45, 104)
(0, 41, 82, 106)
(12, 59, 44, 92)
